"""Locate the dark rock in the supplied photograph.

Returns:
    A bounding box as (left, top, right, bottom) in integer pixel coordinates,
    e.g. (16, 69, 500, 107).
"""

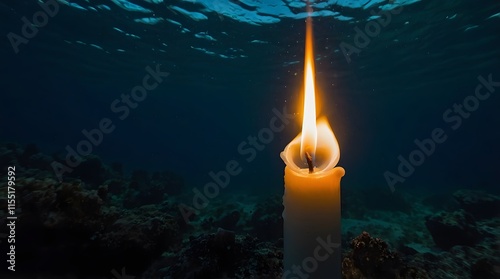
(453, 189, 500, 219)
(399, 245, 418, 256)
(471, 258, 500, 279)
(422, 252, 439, 262)
(425, 209, 481, 250)
(216, 210, 240, 230)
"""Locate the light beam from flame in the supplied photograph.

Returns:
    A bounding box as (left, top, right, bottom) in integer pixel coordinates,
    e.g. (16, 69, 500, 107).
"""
(300, 13, 317, 162)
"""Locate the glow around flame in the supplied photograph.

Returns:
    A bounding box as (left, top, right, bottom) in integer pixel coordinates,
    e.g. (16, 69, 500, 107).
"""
(299, 15, 317, 162)
(281, 117, 340, 174)
(281, 10, 340, 174)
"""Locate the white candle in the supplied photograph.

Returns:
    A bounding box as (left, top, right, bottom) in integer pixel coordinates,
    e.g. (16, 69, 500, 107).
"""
(281, 13, 345, 279)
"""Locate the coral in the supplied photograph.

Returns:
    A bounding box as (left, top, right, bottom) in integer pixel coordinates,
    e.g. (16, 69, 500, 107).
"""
(16, 177, 103, 231)
(16, 143, 52, 171)
(96, 204, 180, 272)
(7, 143, 499, 279)
(152, 230, 282, 279)
(342, 231, 428, 279)
(2, 172, 181, 277)
(98, 205, 180, 254)
(122, 169, 185, 207)
(0, 143, 186, 277)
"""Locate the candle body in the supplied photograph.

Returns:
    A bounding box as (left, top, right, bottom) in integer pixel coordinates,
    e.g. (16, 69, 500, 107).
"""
(282, 166, 344, 279)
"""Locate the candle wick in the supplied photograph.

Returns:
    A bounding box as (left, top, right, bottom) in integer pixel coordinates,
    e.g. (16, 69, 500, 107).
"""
(306, 152, 314, 173)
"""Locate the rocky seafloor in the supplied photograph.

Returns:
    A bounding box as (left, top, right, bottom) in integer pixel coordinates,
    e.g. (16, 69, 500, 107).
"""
(0, 143, 499, 278)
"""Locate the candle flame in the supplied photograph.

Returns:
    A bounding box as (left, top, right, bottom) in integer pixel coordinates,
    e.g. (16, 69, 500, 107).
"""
(300, 14, 317, 162)
(280, 3, 340, 174)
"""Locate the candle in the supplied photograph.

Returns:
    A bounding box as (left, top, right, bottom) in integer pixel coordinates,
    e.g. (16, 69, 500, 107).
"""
(280, 12, 345, 279)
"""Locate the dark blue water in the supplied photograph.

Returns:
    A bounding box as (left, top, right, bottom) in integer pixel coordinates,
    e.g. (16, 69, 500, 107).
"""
(1, 0, 499, 278)
(3, 0, 498, 193)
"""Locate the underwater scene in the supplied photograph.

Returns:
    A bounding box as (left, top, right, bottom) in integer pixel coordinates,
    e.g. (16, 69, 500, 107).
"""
(1, 0, 499, 278)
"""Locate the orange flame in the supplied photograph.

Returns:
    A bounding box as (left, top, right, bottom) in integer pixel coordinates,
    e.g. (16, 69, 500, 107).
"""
(300, 14, 317, 162)
(280, 9, 340, 173)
